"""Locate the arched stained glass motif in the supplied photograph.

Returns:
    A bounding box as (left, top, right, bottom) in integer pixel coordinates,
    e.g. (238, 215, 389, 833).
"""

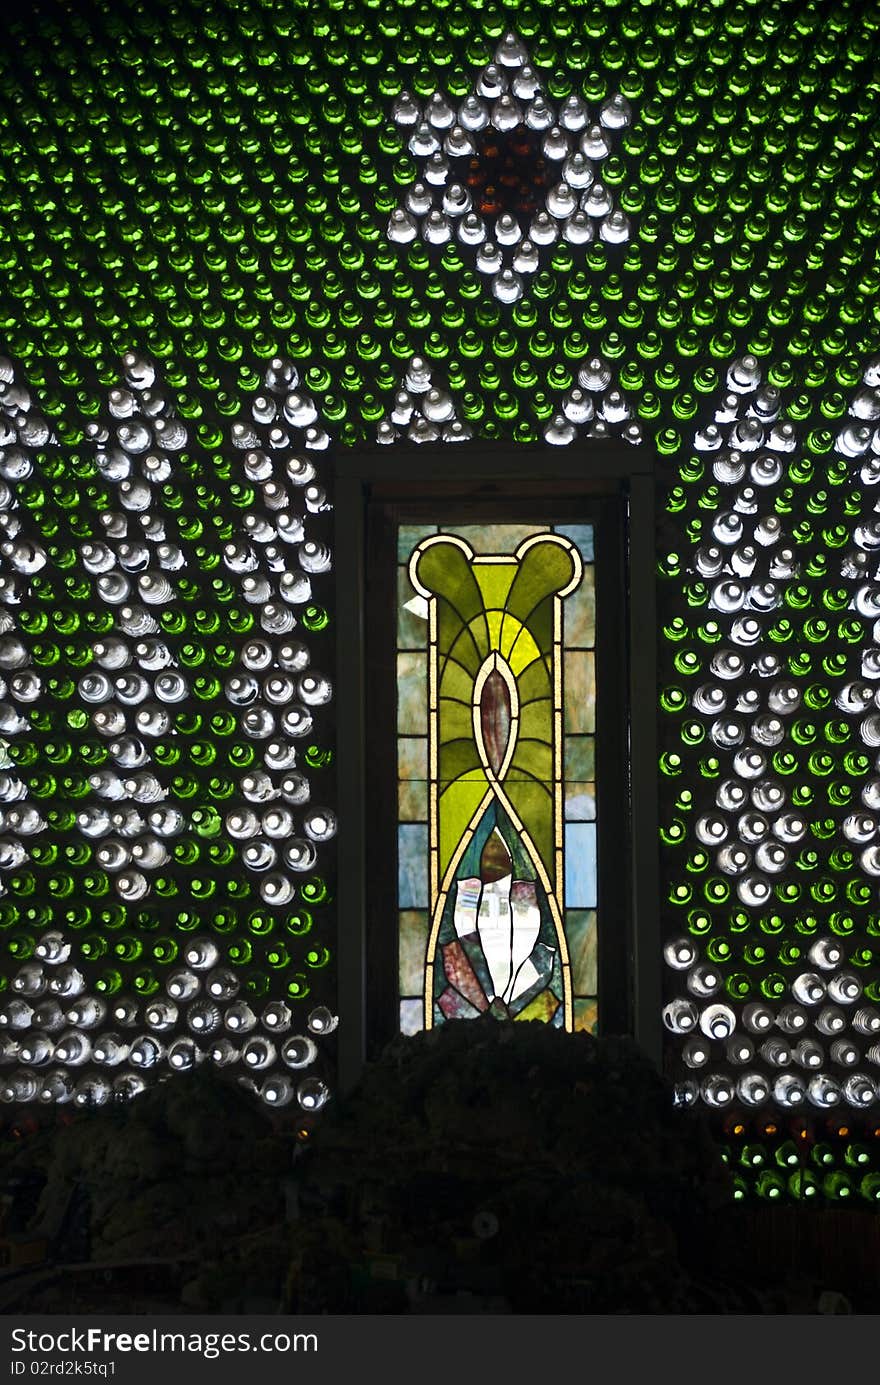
(396, 523, 597, 1035)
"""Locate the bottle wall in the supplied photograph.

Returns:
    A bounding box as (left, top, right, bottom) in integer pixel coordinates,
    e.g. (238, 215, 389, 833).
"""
(0, 0, 879, 1197)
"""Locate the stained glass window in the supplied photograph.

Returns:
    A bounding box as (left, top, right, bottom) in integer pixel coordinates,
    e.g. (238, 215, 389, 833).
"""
(395, 520, 597, 1035)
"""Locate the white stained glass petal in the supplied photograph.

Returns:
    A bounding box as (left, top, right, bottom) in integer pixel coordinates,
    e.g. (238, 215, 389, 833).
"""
(508, 957, 541, 1007)
(453, 876, 481, 940)
(476, 872, 514, 1000)
(403, 594, 430, 622)
(504, 883, 542, 1004)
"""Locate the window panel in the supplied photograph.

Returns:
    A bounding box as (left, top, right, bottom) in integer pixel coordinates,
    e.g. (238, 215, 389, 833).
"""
(396, 520, 598, 1033)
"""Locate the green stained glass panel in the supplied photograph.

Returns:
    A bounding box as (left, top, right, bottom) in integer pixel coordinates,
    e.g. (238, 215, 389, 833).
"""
(565, 735, 596, 781)
(399, 910, 429, 995)
(573, 998, 599, 1035)
(436, 697, 474, 745)
(564, 651, 596, 734)
(437, 656, 474, 706)
(517, 657, 554, 706)
(518, 697, 554, 744)
(438, 739, 482, 784)
(510, 739, 554, 783)
(444, 620, 486, 678)
(399, 777, 428, 822)
(568, 910, 598, 994)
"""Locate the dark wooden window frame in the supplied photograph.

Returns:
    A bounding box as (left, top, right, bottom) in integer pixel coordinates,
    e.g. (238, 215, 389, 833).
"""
(334, 444, 660, 1090)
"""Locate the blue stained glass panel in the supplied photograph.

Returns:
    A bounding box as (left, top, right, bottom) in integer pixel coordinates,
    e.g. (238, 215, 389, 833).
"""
(398, 823, 429, 908)
(553, 524, 595, 562)
(564, 823, 597, 909)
